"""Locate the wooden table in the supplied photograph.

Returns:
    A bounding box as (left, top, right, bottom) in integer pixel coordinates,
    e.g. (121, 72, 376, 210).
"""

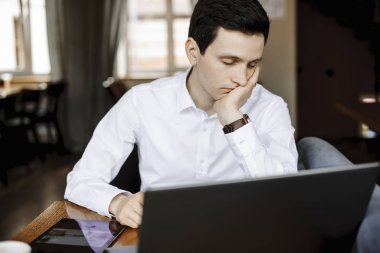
(0, 82, 48, 98)
(336, 101, 380, 133)
(12, 201, 139, 247)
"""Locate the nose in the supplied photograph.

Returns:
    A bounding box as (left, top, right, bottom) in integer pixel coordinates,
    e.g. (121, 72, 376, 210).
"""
(232, 66, 251, 87)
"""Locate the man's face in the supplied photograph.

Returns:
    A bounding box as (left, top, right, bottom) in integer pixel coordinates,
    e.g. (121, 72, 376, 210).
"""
(191, 27, 265, 103)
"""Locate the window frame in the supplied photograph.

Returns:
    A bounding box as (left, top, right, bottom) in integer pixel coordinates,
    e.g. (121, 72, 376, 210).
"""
(0, 0, 49, 77)
(121, 0, 192, 78)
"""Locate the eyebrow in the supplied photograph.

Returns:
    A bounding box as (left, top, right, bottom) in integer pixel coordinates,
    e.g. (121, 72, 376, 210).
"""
(218, 55, 263, 64)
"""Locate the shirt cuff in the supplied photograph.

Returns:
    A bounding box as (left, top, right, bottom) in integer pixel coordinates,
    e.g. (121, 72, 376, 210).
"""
(225, 122, 264, 157)
(97, 187, 132, 218)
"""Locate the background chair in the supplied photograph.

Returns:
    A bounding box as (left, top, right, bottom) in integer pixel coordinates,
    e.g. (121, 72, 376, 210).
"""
(297, 136, 380, 253)
(18, 89, 44, 144)
(33, 81, 67, 154)
(103, 77, 129, 103)
(297, 136, 353, 170)
(0, 94, 35, 186)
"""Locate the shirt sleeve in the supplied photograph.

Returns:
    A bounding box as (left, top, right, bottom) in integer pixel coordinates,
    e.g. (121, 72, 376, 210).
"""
(64, 90, 140, 217)
(224, 99, 298, 177)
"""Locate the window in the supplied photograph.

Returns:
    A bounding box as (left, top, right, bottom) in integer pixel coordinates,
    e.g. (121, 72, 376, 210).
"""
(0, 0, 50, 75)
(117, 0, 193, 77)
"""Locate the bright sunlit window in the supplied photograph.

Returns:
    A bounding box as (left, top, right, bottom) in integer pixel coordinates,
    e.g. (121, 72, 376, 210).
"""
(0, 0, 50, 75)
(117, 0, 193, 77)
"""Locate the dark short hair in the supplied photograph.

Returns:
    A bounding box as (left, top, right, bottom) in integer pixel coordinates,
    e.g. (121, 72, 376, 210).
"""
(188, 0, 270, 55)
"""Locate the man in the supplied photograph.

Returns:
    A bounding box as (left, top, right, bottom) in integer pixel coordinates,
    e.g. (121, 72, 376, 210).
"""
(65, 0, 298, 228)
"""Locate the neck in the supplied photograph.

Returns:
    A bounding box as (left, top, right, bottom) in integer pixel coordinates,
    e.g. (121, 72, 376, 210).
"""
(186, 68, 215, 116)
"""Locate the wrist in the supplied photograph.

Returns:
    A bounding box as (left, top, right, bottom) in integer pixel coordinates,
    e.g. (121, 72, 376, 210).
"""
(217, 110, 243, 126)
(109, 193, 129, 216)
(222, 114, 250, 134)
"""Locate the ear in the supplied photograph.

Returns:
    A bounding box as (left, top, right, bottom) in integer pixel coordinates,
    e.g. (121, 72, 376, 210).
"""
(185, 37, 199, 66)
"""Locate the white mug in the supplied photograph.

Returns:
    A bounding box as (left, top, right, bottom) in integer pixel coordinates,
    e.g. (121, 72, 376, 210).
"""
(0, 240, 31, 253)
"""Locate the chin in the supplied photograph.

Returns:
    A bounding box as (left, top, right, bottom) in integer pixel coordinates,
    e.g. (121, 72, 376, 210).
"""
(216, 94, 228, 100)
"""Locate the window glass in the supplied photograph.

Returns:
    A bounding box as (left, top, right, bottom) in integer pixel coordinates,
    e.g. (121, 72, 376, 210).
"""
(173, 0, 192, 16)
(0, 0, 23, 71)
(30, 0, 50, 74)
(0, 0, 50, 75)
(117, 0, 193, 76)
(133, 0, 166, 17)
(127, 0, 168, 73)
(173, 18, 191, 68)
(128, 19, 168, 72)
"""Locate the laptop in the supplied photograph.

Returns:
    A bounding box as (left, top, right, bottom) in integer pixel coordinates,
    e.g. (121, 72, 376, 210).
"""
(137, 162, 380, 253)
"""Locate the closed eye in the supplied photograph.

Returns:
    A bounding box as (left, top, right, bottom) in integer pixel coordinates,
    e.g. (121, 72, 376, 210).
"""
(248, 58, 262, 69)
(222, 61, 235, 66)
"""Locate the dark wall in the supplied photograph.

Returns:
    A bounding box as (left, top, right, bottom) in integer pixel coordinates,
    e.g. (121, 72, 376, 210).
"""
(297, 1, 375, 138)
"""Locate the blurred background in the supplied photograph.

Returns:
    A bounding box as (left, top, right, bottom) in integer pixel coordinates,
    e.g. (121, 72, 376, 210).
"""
(0, 0, 379, 240)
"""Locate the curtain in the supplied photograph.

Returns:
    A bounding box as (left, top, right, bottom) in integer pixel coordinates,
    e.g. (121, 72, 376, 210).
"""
(45, 0, 127, 152)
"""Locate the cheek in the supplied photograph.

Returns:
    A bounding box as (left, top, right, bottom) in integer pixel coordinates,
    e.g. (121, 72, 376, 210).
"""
(249, 66, 259, 79)
(197, 61, 230, 94)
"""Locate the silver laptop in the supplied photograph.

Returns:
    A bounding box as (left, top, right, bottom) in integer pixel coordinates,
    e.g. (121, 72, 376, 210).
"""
(137, 162, 380, 253)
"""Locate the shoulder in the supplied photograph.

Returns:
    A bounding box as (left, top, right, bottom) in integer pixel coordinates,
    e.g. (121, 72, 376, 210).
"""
(131, 73, 183, 94)
(117, 72, 185, 110)
(251, 84, 287, 108)
(245, 84, 293, 132)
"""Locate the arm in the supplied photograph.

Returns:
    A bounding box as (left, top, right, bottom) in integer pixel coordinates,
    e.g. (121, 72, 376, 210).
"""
(214, 65, 298, 176)
(64, 90, 144, 226)
(224, 104, 298, 177)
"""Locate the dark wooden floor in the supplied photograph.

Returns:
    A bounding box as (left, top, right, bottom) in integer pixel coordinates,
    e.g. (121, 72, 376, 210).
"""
(0, 153, 80, 240)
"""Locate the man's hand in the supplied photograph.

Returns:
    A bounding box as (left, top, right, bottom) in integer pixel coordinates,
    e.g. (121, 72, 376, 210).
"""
(214, 65, 260, 125)
(109, 192, 144, 228)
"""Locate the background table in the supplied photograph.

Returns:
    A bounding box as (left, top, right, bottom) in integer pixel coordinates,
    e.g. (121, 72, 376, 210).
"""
(0, 83, 48, 98)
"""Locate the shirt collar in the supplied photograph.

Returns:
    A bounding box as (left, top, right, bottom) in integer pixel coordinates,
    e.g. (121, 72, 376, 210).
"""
(176, 67, 197, 113)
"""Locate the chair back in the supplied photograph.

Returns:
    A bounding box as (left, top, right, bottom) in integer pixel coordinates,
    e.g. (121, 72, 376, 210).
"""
(19, 89, 43, 117)
(0, 94, 19, 121)
(45, 81, 65, 114)
(105, 79, 128, 102)
(297, 137, 352, 170)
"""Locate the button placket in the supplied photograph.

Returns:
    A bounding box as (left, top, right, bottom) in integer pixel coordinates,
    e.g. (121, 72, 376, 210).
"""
(197, 119, 210, 176)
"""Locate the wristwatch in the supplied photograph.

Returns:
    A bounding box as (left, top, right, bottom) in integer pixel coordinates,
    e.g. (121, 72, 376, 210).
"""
(222, 114, 250, 134)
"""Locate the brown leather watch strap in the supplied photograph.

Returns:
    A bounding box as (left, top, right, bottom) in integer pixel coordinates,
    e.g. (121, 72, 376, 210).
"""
(222, 114, 250, 134)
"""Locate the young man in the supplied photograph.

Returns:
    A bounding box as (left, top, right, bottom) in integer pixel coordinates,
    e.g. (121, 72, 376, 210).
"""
(65, 0, 298, 228)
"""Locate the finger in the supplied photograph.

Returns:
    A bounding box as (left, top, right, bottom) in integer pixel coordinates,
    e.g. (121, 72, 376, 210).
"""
(116, 214, 137, 228)
(123, 216, 140, 228)
(247, 65, 260, 87)
(131, 201, 144, 216)
(135, 192, 145, 203)
(129, 197, 143, 215)
(118, 206, 141, 228)
(127, 209, 142, 226)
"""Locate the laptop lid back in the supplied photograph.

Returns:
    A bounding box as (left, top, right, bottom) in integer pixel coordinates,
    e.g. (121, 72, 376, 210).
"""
(138, 162, 380, 253)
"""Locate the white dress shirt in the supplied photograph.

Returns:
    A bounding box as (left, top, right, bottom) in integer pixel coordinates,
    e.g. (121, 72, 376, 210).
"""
(65, 69, 298, 217)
